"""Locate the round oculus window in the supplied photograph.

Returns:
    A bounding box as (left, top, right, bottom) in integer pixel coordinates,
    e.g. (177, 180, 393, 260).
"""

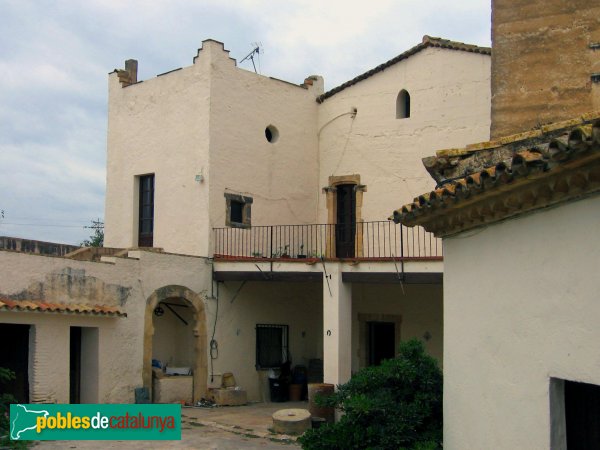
(265, 125, 279, 143)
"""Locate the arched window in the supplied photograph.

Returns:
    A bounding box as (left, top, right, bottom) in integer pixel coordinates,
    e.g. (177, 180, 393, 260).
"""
(396, 89, 410, 119)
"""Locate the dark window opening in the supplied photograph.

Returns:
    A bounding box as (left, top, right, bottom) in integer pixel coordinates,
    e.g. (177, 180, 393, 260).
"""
(565, 379, 600, 449)
(0, 324, 30, 403)
(70, 327, 82, 404)
(225, 193, 252, 228)
(256, 324, 289, 369)
(265, 125, 279, 143)
(230, 200, 244, 224)
(367, 322, 395, 366)
(138, 174, 154, 247)
(396, 89, 410, 119)
(336, 184, 356, 258)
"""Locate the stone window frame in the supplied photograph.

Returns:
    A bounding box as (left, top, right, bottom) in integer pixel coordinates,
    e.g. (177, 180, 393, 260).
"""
(322, 174, 367, 257)
(225, 192, 253, 229)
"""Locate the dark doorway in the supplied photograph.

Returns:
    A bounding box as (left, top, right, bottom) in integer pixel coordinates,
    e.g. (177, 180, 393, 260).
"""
(138, 174, 155, 247)
(336, 184, 356, 258)
(565, 379, 600, 449)
(367, 322, 395, 366)
(0, 324, 30, 402)
(70, 327, 81, 404)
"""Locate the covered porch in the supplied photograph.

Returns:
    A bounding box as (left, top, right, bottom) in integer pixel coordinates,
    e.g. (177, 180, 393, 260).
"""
(211, 222, 443, 395)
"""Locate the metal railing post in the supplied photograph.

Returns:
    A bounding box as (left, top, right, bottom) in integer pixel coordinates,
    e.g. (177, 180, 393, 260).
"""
(400, 224, 404, 259)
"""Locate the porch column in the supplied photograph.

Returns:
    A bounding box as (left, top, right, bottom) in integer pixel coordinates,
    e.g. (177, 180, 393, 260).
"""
(323, 262, 352, 386)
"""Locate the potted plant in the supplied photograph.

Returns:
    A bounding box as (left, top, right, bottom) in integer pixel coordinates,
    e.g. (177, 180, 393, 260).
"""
(281, 245, 290, 258)
(297, 244, 306, 259)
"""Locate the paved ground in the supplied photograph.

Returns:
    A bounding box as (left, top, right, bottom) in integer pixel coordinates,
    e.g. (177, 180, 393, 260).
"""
(33, 402, 306, 450)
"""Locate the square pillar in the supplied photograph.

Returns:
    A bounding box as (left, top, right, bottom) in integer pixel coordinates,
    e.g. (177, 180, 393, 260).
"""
(323, 262, 352, 386)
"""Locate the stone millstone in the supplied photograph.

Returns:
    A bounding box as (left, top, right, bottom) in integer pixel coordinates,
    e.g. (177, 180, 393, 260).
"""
(272, 408, 311, 435)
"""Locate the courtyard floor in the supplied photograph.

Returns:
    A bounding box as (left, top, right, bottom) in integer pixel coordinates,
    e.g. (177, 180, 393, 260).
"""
(33, 401, 306, 450)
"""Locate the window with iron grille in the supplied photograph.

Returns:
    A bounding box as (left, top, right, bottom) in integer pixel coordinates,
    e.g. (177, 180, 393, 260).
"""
(256, 324, 288, 369)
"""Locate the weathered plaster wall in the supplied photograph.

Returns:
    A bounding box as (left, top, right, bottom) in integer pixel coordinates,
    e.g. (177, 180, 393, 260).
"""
(0, 250, 212, 404)
(208, 43, 322, 234)
(317, 47, 491, 223)
(351, 283, 443, 371)
(491, 0, 600, 138)
(208, 281, 323, 402)
(443, 194, 600, 449)
(104, 46, 211, 255)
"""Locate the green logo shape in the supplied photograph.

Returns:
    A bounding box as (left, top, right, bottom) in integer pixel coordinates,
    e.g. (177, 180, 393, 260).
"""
(10, 404, 181, 441)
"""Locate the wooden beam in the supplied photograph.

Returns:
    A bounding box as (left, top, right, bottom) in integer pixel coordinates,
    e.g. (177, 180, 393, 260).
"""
(213, 271, 322, 282)
(342, 272, 443, 284)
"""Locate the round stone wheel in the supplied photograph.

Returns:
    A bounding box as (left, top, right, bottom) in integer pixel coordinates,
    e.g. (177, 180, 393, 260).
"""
(272, 408, 311, 435)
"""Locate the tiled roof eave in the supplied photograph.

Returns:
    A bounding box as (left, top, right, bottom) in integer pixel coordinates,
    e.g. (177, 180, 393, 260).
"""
(394, 148, 600, 238)
(0, 298, 127, 318)
(316, 36, 490, 103)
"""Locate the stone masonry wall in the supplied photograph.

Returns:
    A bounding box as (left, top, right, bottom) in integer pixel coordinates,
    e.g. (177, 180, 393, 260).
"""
(491, 0, 600, 139)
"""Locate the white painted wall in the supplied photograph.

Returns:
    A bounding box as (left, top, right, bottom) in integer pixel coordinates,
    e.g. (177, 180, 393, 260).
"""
(105, 42, 488, 257)
(105, 40, 322, 256)
(104, 47, 212, 255)
(208, 280, 323, 402)
(317, 47, 491, 223)
(443, 195, 600, 450)
(80, 327, 100, 404)
(208, 45, 322, 233)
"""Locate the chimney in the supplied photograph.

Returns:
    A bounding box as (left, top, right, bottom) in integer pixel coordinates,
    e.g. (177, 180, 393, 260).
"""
(117, 59, 138, 87)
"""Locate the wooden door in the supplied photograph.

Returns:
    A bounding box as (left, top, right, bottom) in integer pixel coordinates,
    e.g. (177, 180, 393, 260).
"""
(336, 184, 356, 258)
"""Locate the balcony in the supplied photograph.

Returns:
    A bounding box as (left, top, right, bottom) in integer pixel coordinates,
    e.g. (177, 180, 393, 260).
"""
(213, 221, 442, 262)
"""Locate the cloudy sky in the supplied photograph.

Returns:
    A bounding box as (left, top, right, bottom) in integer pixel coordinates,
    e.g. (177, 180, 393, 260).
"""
(0, 0, 491, 245)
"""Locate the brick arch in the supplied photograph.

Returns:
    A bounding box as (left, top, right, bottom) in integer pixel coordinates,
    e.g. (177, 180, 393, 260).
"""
(143, 285, 207, 402)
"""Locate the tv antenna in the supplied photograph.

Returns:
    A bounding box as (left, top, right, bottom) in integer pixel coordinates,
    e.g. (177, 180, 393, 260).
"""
(240, 42, 262, 74)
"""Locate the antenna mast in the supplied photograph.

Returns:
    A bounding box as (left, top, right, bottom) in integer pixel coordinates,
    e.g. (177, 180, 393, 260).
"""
(240, 43, 262, 74)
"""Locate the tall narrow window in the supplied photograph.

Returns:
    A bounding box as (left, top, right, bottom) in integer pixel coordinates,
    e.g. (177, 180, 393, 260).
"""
(396, 89, 410, 119)
(138, 174, 154, 247)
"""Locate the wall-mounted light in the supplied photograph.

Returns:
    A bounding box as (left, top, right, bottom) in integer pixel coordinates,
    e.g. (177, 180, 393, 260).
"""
(154, 306, 164, 317)
(195, 168, 204, 183)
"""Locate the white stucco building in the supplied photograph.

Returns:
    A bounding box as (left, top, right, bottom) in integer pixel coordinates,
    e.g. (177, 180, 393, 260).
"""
(395, 114, 600, 449)
(1, 36, 491, 405)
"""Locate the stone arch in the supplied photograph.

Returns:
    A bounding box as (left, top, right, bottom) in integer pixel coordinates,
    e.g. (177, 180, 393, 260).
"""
(143, 285, 207, 402)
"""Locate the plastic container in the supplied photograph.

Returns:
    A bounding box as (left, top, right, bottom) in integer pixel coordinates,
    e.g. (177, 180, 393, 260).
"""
(269, 378, 288, 402)
(289, 383, 302, 401)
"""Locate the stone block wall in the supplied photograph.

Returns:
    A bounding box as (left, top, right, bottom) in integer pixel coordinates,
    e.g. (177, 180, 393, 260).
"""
(491, 0, 600, 138)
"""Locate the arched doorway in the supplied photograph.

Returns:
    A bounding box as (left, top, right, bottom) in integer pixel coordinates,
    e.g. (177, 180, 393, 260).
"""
(143, 285, 207, 403)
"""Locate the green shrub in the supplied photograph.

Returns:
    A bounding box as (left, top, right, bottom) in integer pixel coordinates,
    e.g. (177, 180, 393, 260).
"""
(0, 367, 28, 449)
(299, 339, 442, 450)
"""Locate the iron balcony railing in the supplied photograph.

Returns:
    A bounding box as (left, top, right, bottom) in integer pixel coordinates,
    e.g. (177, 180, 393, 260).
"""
(213, 221, 441, 260)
